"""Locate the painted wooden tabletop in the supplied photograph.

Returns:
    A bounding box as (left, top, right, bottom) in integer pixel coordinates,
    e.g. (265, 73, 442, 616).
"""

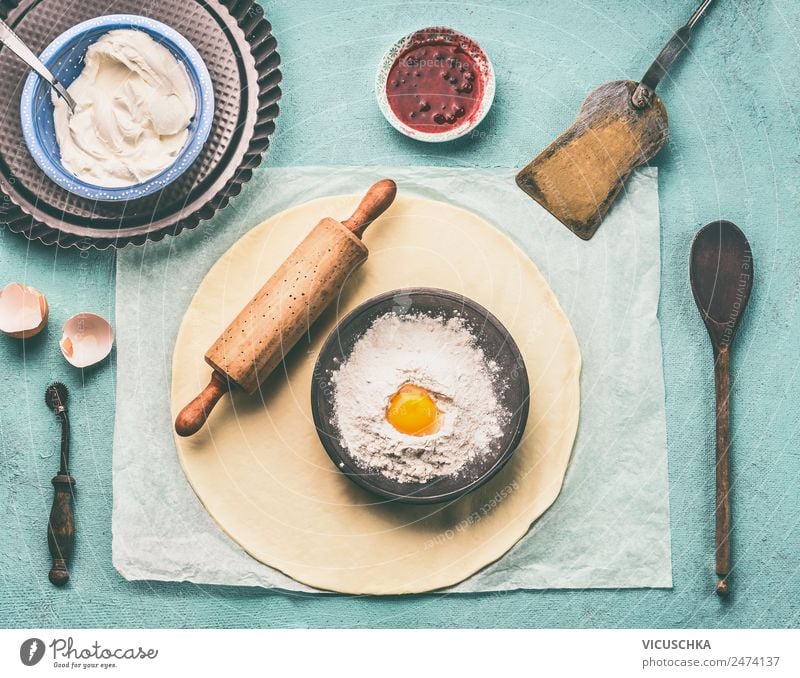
(0, 0, 797, 628)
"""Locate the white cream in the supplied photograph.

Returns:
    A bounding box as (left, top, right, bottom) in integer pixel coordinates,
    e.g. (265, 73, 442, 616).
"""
(53, 29, 196, 188)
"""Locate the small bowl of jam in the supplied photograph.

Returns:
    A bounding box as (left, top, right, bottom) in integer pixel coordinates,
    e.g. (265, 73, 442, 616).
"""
(376, 27, 495, 142)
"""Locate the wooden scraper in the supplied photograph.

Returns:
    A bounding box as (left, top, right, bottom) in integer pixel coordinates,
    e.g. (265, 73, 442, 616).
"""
(516, 0, 714, 240)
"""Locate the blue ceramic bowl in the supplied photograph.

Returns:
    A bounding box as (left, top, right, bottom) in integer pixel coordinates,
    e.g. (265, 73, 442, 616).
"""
(20, 15, 214, 202)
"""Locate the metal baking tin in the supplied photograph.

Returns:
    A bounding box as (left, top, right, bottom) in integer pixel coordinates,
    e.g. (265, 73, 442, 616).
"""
(0, 0, 281, 249)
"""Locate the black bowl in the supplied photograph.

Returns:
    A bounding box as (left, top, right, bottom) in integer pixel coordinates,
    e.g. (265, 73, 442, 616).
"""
(311, 288, 530, 504)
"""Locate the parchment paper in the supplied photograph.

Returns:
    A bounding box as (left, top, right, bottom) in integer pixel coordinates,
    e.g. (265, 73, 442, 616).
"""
(113, 166, 672, 592)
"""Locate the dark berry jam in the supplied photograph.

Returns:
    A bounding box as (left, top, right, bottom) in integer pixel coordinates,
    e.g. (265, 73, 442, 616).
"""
(386, 42, 483, 133)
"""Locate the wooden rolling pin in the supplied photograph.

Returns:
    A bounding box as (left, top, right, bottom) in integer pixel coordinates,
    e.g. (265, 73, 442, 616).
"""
(175, 179, 397, 437)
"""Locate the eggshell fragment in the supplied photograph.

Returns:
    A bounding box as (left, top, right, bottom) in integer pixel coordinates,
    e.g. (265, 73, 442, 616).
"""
(60, 313, 114, 368)
(0, 282, 49, 338)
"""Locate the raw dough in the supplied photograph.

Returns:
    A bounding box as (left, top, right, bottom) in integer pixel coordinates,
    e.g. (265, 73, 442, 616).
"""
(172, 195, 581, 594)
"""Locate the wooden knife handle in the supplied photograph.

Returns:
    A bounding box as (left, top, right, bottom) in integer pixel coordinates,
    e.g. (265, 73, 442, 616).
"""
(174, 371, 230, 437)
(48, 473, 75, 586)
(342, 179, 397, 238)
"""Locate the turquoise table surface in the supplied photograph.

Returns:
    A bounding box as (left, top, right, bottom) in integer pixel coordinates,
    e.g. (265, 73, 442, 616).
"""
(1, 0, 798, 628)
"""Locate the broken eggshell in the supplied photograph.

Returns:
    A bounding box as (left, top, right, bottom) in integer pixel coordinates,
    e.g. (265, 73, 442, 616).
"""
(0, 282, 49, 338)
(60, 313, 114, 368)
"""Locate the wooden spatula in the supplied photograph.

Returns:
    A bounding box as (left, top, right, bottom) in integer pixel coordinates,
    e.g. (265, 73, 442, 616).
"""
(516, 0, 714, 240)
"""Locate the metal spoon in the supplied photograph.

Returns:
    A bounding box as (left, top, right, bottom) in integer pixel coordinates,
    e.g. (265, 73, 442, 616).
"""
(690, 220, 754, 595)
(0, 18, 76, 112)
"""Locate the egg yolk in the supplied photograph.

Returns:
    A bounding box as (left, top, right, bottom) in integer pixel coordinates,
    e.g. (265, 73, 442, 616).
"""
(386, 384, 441, 436)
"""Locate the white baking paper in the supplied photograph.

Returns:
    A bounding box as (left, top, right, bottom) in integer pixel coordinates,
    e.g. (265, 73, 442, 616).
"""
(113, 166, 672, 592)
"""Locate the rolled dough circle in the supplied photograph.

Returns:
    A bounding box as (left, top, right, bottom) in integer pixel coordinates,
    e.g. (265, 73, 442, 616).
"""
(172, 194, 581, 594)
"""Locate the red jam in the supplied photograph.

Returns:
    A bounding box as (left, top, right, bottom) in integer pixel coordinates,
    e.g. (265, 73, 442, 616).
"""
(386, 42, 483, 133)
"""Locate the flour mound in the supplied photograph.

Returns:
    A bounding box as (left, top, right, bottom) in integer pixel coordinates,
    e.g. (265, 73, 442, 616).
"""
(331, 312, 508, 483)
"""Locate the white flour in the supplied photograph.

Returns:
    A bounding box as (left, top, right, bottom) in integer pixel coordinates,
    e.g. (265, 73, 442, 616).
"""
(330, 312, 508, 483)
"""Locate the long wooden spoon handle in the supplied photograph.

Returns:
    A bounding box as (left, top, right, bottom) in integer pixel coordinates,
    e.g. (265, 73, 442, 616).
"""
(714, 347, 732, 595)
(342, 179, 397, 238)
(174, 371, 230, 437)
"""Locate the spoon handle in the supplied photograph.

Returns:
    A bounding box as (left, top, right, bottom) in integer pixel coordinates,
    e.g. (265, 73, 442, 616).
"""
(714, 347, 732, 595)
(0, 18, 76, 110)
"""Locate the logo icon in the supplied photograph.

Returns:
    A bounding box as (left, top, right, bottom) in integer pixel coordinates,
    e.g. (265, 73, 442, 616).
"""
(20, 638, 45, 667)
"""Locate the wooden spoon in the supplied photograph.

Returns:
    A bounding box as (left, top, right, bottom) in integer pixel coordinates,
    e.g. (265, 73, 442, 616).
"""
(690, 220, 754, 595)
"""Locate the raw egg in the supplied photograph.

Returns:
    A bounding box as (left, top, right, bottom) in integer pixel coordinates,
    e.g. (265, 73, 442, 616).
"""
(386, 384, 441, 436)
